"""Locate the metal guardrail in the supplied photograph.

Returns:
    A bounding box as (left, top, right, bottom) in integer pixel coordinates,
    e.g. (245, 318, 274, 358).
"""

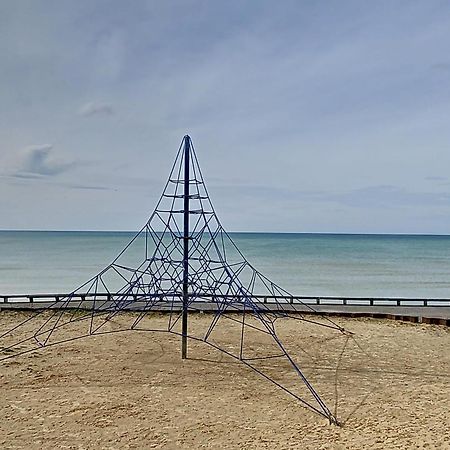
(1, 293, 450, 307)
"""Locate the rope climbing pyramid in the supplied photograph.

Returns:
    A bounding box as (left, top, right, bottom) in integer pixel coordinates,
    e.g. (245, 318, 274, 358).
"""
(1, 135, 353, 424)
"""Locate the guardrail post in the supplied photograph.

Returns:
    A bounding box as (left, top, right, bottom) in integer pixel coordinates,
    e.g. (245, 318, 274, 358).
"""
(397, 299, 401, 306)
(290, 296, 294, 304)
(316, 298, 320, 305)
(29, 296, 34, 303)
(370, 299, 374, 306)
(3, 296, 8, 303)
(343, 298, 347, 305)
(424, 299, 428, 306)
(263, 297, 267, 304)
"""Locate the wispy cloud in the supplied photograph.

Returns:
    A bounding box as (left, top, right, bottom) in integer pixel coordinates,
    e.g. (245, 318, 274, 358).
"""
(13, 145, 76, 178)
(215, 182, 450, 210)
(65, 183, 112, 191)
(425, 176, 447, 181)
(78, 102, 114, 117)
(325, 185, 450, 208)
(431, 62, 450, 71)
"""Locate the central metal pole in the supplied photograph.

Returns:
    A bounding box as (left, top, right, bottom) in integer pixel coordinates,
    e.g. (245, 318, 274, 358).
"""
(181, 135, 190, 359)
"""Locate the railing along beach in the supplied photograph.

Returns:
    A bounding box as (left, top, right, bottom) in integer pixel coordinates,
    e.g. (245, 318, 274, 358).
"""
(1, 293, 450, 307)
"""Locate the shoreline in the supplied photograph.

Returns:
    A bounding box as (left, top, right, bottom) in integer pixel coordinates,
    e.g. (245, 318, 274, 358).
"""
(2, 299, 450, 327)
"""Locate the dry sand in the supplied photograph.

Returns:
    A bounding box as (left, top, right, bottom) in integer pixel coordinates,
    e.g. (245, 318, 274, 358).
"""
(1, 311, 449, 449)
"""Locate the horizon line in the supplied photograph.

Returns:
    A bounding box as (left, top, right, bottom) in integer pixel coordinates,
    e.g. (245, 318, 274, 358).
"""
(1, 229, 450, 237)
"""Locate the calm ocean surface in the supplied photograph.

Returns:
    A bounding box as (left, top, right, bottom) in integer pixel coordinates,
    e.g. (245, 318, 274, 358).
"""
(1, 231, 450, 298)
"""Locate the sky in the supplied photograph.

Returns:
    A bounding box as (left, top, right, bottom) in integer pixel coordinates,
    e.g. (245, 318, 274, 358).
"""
(1, 0, 450, 234)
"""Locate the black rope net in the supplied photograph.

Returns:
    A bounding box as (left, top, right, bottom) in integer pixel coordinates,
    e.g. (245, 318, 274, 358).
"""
(0, 136, 368, 425)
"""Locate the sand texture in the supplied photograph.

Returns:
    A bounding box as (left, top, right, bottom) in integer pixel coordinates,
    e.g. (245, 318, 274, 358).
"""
(1, 311, 450, 449)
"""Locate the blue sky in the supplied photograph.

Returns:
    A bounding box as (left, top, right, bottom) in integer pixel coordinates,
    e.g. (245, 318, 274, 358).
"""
(1, 1, 450, 233)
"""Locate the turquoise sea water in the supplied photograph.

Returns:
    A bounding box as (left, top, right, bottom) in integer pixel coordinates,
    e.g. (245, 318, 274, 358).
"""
(1, 231, 450, 298)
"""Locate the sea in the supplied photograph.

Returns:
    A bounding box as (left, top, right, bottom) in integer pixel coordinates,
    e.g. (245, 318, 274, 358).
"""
(1, 231, 450, 298)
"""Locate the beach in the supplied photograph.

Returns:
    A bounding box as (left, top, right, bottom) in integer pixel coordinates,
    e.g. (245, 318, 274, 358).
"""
(1, 312, 449, 449)
(2, 1, 450, 448)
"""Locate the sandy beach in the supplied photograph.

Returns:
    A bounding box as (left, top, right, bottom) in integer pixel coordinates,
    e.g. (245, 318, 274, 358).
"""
(1, 311, 449, 449)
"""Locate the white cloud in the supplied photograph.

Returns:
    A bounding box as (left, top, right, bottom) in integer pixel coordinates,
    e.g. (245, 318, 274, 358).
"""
(15, 145, 75, 177)
(78, 102, 114, 117)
